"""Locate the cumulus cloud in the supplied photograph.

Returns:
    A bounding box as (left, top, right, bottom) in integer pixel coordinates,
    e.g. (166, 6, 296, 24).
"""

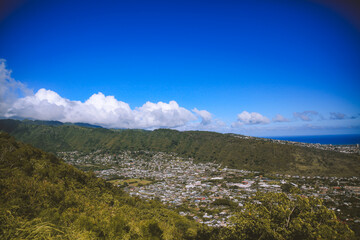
(133, 101, 197, 128)
(5, 89, 197, 128)
(0, 60, 200, 129)
(293, 111, 319, 121)
(192, 108, 212, 125)
(0, 59, 32, 115)
(329, 112, 346, 120)
(232, 111, 270, 127)
(272, 114, 290, 123)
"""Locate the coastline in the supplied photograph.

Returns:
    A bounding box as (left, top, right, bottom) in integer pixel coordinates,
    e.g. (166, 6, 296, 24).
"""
(263, 134, 360, 145)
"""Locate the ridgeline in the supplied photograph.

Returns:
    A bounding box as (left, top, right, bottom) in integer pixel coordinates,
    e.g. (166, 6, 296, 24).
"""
(1, 119, 359, 177)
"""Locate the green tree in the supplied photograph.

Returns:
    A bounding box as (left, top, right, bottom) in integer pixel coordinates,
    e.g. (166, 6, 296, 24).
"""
(220, 192, 355, 240)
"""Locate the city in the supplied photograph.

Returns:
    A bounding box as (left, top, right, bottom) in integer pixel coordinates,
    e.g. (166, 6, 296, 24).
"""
(58, 146, 360, 230)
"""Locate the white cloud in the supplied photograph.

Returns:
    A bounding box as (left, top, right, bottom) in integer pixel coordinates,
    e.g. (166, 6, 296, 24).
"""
(272, 114, 290, 123)
(134, 101, 197, 128)
(3, 59, 357, 135)
(232, 111, 270, 127)
(0, 59, 32, 115)
(0, 60, 200, 129)
(192, 108, 212, 125)
(5, 89, 197, 128)
(293, 111, 319, 121)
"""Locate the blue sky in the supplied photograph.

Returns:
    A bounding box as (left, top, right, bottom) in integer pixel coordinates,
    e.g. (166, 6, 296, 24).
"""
(0, 0, 359, 136)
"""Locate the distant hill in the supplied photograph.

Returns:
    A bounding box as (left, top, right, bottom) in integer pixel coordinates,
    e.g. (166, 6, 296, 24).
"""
(1, 119, 359, 177)
(1, 119, 103, 128)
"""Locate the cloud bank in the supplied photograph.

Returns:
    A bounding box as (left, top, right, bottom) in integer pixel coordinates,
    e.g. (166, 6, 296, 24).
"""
(0, 60, 200, 129)
(5, 89, 198, 129)
(1, 60, 358, 135)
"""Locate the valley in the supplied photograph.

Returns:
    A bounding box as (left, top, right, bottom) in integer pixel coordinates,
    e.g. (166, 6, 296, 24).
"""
(1, 120, 360, 238)
(58, 150, 360, 234)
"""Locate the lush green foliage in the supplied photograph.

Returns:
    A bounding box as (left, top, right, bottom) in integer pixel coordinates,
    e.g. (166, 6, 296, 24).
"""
(220, 192, 355, 240)
(1, 119, 359, 177)
(0, 132, 203, 239)
(0, 132, 356, 239)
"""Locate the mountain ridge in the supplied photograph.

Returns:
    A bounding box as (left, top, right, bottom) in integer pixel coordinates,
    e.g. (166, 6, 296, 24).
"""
(1, 119, 359, 177)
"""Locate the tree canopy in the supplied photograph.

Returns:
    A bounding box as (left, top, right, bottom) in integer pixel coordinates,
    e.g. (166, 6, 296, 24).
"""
(220, 192, 354, 240)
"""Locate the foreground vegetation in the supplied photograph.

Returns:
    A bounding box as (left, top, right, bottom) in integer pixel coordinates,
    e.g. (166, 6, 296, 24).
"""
(1, 119, 359, 177)
(0, 132, 356, 239)
(0, 132, 202, 239)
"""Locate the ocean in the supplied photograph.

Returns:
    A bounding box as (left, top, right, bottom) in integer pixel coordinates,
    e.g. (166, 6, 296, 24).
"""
(263, 134, 360, 145)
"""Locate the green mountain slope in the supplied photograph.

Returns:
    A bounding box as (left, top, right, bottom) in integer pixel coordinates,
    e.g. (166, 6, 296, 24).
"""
(1, 119, 359, 177)
(0, 132, 205, 239)
(0, 130, 355, 239)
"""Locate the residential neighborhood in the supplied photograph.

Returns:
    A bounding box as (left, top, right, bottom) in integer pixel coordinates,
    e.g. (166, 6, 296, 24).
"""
(233, 135, 360, 154)
(58, 148, 360, 229)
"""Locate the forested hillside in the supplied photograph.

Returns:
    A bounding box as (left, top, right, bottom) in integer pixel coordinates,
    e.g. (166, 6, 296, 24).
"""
(1, 119, 359, 177)
(0, 132, 356, 239)
(0, 132, 207, 239)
